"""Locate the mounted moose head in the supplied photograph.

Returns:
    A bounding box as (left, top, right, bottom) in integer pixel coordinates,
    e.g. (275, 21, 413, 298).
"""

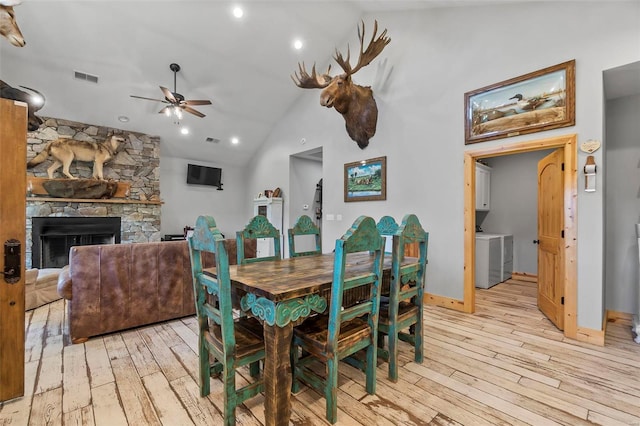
(292, 20, 390, 149)
(0, 79, 46, 131)
(0, 0, 25, 47)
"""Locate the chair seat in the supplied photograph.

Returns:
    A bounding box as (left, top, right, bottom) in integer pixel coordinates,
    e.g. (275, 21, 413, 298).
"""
(293, 314, 371, 357)
(207, 316, 265, 359)
(378, 301, 419, 326)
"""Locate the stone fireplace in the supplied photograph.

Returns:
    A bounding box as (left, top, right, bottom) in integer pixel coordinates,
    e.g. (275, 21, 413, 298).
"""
(26, 118, 162, 268)
(31, 216, 121, 268)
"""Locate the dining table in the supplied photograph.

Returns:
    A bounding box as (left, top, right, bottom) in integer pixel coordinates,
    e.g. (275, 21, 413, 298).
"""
(203, 251, 410, 426)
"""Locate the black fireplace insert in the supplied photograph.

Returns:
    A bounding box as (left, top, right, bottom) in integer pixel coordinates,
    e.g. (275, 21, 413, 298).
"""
(31, 217, 121, 268)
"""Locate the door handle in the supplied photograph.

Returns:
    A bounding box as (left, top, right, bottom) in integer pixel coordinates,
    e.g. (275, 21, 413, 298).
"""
(533, 240, 540, 244)
(2, 239, 21, 284)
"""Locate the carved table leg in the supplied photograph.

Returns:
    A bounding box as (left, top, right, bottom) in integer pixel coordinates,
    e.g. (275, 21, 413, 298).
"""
(263, 322, 293, 426)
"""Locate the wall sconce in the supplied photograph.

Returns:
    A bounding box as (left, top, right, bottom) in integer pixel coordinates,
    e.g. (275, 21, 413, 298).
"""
(584, 155, 597, 192)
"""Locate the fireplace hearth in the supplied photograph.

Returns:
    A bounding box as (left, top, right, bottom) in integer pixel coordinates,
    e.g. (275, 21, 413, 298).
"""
(32, 217, 121, 268)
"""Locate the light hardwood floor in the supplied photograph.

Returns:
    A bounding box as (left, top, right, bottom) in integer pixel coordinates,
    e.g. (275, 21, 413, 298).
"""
(1, 277, 640, 425)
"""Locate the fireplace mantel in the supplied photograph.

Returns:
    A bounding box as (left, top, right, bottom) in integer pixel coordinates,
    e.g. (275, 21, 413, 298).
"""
(27, 197, 162, 205)
(26, 176, 162, 204)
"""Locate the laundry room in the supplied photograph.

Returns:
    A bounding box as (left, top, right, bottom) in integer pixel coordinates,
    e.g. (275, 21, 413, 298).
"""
(475, 150, 553, 289)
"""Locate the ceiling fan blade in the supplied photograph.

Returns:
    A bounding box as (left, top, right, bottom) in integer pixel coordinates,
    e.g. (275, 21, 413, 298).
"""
(160, 86, 177, 103)
(182, 105, 206, 118)
(130, 95, 168, 103)
(182, 100, 212, 106)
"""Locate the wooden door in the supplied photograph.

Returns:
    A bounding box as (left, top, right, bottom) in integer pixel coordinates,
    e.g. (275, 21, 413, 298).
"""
(0, 99, 27, 401)
(537, 148, 564, 330)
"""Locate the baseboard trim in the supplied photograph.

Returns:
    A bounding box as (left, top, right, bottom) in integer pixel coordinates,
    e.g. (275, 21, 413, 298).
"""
(606, 309, 633, 325)
(511, 272, 537, 282)
(575, 326, 605, 346)
(424, 293, 465, 312)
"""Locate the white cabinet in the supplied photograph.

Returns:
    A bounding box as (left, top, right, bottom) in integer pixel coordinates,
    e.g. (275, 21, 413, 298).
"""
(475, 233, 513, 288)
(476, 163, 491, 211)
(253, 197, 283, 258)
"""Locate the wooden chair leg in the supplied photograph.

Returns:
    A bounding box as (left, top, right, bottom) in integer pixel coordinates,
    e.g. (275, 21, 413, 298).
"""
(388, 320, 400, 382)
(223, 366, 237, 426)
(365, 343, 377, 394)
(415, 315, 424, 364)
(249, 361, 260, 378)
(199, 342, 211, 397)
(326, 357, 339, 424)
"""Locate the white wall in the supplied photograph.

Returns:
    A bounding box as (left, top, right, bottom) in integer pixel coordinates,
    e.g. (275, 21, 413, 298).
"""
(605, 93, 640, 314)
(480, 150, 553, 275)
(160, 157, 248, 239)
(245, 2, 640, 330)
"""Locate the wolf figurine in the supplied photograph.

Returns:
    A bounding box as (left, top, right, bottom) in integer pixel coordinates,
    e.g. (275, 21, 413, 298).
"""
(27, 135, 126, 180)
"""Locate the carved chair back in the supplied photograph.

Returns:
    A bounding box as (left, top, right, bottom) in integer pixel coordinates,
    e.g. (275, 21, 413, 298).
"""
(287, 214, 321, 257)
(236, 215, 282, 264)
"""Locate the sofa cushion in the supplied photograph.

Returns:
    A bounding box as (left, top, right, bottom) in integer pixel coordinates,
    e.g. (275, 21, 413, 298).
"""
(26, 268, 63, 310)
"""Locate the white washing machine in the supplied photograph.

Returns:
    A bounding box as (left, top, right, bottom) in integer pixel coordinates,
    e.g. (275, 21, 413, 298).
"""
(475, 233, 513, 289)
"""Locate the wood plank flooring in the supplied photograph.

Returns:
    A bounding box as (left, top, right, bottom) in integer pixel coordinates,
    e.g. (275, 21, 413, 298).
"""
(2, 277, 640, 425)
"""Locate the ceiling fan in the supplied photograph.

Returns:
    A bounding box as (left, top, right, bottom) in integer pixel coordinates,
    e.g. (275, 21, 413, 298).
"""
(130, 63, 211, 118)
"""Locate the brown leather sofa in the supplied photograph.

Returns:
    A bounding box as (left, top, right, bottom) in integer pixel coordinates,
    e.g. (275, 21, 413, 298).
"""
(57, 238, 255, 343)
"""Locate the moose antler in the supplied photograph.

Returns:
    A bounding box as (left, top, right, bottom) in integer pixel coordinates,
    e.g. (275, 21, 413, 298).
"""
(333, 20, 390, 76)
(291, 63, 333, 89)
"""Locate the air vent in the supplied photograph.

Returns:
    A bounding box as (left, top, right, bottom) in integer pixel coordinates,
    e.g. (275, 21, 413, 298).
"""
(74, 70, 99, 84)
(205, 137, 220, 143)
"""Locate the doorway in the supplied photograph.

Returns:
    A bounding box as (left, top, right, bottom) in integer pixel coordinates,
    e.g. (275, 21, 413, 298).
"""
(463, 134, 578, 340)
(289, 147, 323, 256)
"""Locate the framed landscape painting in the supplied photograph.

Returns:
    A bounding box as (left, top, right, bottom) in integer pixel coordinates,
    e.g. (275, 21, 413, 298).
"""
(464, 60, 575, 144)
(344, 156, 386, 202)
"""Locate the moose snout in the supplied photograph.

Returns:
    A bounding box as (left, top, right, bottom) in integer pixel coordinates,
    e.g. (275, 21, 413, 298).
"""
(8, 34, 25, 46)
(320, 94, 333, 108)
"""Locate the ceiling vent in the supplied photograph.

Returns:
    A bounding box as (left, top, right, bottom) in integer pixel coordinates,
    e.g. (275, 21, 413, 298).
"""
(74, 70, 99, 84)
(205, 137, 220, 143)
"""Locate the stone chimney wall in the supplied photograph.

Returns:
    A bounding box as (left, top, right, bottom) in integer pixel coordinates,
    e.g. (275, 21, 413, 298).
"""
(26, 117, 162, 268)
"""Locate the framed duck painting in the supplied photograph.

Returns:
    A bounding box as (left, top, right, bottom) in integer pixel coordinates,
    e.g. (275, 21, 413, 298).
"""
(464, 60, 575, 145)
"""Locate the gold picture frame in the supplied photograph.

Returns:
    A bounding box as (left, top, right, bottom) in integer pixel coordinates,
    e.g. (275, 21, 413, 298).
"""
(465, 60, 575, 144)
(344, 156, 387, 202)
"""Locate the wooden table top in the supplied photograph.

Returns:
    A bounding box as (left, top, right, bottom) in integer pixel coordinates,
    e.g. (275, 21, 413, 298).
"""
(203, 252, 412, 303)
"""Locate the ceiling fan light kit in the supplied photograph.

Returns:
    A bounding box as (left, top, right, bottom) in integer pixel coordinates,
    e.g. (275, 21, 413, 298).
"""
(130, 62, 212, 123)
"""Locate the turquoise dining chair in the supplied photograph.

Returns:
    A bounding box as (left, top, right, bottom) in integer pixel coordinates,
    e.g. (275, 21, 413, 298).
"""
(188, 215, 265, 426)
(377, 214, 429, 382)
(287, 214, 321, 257)
(236, 214, 282, 264)
(290, 216, 384, 424)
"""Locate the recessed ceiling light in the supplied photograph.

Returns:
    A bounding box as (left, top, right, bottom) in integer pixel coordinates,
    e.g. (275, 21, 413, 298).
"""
(181, 127, 189, 135)
(232, 6, 243, 18)
(293, 39, 303, 50)
(231, 137, 239, 145)
(118, 115, 129, 123)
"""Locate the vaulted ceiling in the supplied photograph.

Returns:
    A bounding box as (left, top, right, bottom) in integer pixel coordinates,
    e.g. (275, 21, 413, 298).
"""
(2, 0, 588, 167)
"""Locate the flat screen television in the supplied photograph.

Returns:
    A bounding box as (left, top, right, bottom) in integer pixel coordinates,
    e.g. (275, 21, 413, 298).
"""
(187, 164, 222, 188)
